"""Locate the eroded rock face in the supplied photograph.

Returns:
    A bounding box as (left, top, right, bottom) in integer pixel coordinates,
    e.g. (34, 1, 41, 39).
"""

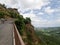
(22, 24, 41, 45)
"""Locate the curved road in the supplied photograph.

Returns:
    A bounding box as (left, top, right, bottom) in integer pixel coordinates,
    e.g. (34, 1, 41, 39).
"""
(0, 21, 14, 45)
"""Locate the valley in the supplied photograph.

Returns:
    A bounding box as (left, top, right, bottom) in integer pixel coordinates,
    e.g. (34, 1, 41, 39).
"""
(35, 27, 60, 45)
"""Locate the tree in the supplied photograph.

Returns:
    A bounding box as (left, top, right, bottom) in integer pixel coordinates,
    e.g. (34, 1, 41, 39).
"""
(24, 17, 31, 24)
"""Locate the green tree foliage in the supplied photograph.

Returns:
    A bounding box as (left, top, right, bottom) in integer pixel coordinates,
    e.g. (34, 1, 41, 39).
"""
(0, 12, 4, 18)
(15, 16, 31, 35)
(15, 15, 25, 35)
(0, 4, 6, 8)
(24, 17, 31, 24)
(0, 11, 6, 18)
(7, 8, 19, 18)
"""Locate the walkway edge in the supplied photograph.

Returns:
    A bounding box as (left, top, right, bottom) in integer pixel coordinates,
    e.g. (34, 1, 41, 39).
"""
(13, 24, 16, 45)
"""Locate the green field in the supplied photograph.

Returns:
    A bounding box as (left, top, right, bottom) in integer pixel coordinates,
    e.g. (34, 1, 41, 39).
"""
(35, 27, 60, 45)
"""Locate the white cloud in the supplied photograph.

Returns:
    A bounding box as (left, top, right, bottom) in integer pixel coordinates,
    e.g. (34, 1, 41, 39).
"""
(54, 8, 60, 12)
(45, 7, 55, 14)
(22, 13, 36, 18)
(38, 12, 44, 15)
(18, 0, 50, 9)
(26, 0, 34, 3)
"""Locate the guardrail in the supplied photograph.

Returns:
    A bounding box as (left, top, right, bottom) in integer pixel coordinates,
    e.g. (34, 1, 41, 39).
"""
(13, 24, 25, 45)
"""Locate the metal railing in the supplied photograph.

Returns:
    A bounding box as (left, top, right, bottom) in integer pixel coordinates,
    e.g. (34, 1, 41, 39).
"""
(13, 24, 25, 45)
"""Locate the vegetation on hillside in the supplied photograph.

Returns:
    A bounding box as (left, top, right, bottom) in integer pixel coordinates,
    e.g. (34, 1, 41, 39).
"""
(35, 27, 60, 45)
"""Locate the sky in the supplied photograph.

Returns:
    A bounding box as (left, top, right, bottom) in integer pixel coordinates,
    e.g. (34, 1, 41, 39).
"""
(0, 0, 60, 27)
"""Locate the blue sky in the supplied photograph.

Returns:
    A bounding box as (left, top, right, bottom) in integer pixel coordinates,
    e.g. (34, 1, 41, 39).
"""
(0, 0, 60, 27)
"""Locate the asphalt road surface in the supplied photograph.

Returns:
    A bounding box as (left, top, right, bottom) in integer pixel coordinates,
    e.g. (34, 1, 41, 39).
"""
(0, 20, 14, 45)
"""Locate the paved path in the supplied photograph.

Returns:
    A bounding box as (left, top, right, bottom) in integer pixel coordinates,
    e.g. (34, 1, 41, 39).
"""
(0, 21, 14, 45)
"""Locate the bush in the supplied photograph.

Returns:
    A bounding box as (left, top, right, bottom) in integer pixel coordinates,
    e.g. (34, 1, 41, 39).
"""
(24, 17, 31, 24)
